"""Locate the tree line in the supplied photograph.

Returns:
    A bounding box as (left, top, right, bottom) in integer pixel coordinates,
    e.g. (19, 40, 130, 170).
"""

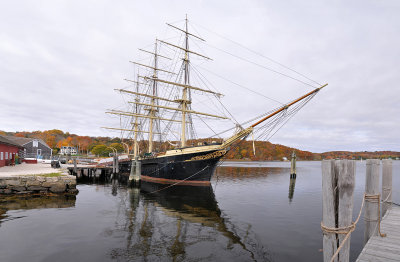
(0, 129, 398, 160)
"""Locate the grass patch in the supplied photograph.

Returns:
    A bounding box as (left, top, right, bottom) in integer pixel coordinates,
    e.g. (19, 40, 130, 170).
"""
(24, 172, 63, 177)
(38, 173, 62, 177)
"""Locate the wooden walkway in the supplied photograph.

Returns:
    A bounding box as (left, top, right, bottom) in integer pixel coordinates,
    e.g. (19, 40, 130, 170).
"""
(357, 205, 400, 261)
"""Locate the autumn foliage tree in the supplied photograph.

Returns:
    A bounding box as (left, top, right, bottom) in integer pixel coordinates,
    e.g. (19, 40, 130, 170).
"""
(1, 129, 399, 160)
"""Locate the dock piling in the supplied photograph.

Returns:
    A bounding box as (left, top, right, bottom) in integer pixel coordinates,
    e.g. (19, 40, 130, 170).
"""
(382, 159, 392, 216)
(290, 151, 296, 178)
(112, 156, 116, 174)
(129, 160, 135, 182)
(336, 160, 356, 262)
(73, 158, 77, 174)
(115, 155, 119, 174)
(364, 159, 380, 244)
(322, 159, 355, 262)
(129, 157, 141, 186)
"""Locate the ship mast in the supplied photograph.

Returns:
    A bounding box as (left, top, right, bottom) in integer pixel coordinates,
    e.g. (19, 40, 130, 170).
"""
(181, 15, 190, 148)
(148, 41, 159, 153)
(105, 17, 227, 154)
(133, 75, 140, 157)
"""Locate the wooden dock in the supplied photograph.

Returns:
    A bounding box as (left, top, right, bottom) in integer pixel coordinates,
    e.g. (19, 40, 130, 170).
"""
(357, 205, 400, 262)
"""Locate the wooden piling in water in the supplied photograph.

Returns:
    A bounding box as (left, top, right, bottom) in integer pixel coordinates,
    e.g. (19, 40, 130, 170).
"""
(290, 151, 296, 178)
(115, 155, 119, 174)
(73, 158, 77, 174)
(129, 157, 141, 186)
(322, 159, 355, 262)
(322, 160, 337, 262)
(336, 160, 356, 262)
(364, 159, 380, 244)
(112, 156, 116, 174)
(382, 159, 392, 216)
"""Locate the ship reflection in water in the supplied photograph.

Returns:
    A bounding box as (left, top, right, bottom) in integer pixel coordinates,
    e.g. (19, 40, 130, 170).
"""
(109, 181, 271, 261)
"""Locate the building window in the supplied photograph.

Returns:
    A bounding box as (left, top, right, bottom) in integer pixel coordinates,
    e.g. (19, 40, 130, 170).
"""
(33, 140, 38, 147)
(37, 149, 42, 156)
(0, 152, 3, 160)
(5, 152, 8, 160)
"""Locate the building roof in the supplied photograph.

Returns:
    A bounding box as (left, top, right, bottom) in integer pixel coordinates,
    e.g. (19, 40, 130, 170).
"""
(4, 136, 51, 149)
(0, 135, 24, 148)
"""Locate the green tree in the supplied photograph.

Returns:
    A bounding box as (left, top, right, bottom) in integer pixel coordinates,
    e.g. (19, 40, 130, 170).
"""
(110, 137, 121, 143)
(91, 144, 108, 157)
(109, 143, 124, 153)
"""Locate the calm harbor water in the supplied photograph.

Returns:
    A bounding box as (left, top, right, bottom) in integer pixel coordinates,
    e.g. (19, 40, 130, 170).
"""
(0, 161, 399, 262)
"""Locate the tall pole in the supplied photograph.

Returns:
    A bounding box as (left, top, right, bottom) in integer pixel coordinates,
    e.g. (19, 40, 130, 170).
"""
(148, 41, 158, 152)
(181, 15, 189, 148)
(322, 160, 355, 262)
(364, 159, 380, 244)
(133, 75, 140, 157)
(382, 159, 392, 216)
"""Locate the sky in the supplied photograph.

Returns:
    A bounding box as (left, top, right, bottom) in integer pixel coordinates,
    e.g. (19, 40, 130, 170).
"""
(0, 0, 399, 153)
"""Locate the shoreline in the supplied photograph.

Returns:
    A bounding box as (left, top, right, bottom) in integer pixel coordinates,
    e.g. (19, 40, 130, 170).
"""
(0, 163, 78, 195)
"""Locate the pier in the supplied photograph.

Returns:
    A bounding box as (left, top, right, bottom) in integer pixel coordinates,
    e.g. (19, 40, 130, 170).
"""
(322, 159, 398, 262)
(66, 155, 128, 179)
(67, 165, 114, 178)
(356, 205, 400, 261)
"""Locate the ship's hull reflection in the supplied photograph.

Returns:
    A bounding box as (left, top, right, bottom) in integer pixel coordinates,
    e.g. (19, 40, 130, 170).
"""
(109, 181, 270, 261)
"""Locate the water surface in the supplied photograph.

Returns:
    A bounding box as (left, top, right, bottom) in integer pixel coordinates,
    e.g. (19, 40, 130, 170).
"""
(0, 161, 399, 261)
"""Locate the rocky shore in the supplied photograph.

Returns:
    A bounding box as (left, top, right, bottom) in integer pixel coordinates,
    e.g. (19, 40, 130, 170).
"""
(0, 174, 78, 195)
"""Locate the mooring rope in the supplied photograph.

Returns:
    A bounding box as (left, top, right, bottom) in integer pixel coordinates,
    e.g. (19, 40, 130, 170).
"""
(321, 193, 386, 262)
(365, 194, 387, 238)
(382, 187, 392, 203)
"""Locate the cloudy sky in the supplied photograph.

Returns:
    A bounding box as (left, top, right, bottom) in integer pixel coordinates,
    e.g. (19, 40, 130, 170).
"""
(1, 0, 399, 153)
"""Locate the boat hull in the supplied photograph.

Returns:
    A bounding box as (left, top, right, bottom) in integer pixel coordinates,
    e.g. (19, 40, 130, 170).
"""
(120, 149, 226, 185)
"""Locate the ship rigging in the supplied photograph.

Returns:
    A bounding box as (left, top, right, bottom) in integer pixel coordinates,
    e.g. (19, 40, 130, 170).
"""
(102, 16, 327, 185)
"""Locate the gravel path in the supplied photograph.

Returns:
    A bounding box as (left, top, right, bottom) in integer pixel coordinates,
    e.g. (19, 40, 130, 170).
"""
(0, 163, 65, 177)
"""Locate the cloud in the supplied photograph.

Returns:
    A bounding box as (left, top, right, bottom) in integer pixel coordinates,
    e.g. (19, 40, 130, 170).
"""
(0, 0, 399, 152)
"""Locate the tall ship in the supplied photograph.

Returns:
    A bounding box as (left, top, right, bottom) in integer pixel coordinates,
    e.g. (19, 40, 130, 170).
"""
(104, 17, 326, 185)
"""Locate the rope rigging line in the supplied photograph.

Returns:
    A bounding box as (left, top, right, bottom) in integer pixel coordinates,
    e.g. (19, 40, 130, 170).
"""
(255, 93, 316, 142)
(204, 43, 319, 89)
(196, 64, 284, 105)
(115, 19, 323, 153)
(194, 114, 221, 139)
(190, 65, 240, 125)
(190, 22, 322, 87)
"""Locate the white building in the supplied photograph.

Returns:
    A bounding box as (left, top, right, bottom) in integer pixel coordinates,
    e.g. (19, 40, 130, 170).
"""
(59, 146, 77, 155)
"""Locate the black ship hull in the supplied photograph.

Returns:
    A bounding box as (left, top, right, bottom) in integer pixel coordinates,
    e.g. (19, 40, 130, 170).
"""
(120, 149, 226, 185)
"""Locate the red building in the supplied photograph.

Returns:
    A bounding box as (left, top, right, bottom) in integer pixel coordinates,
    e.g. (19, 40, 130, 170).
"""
(0, 135, 23, 167)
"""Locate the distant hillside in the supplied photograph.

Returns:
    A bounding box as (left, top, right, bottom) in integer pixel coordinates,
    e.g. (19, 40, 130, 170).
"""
(224, 140, 400, 160)
(320, 151, 400, 160)
(0, 129, 398, 160)
(224, 140, 317, 161)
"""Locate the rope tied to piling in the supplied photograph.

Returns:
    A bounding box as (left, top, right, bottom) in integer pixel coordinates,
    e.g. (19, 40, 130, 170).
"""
(320, 222, 356, 235)
(321, 193, 386, 262)
(364, 193, 387, 238)
(382, 187, 392, 203)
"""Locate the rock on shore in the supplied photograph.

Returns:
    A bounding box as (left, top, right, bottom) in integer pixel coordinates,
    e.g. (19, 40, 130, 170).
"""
(0, 174, 78, 195)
